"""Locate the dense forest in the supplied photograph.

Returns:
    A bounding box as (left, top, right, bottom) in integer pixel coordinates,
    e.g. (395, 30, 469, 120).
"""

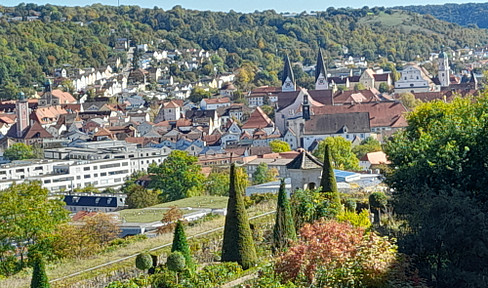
(398, 2, 488, 29)
(1, 4, 488, 96)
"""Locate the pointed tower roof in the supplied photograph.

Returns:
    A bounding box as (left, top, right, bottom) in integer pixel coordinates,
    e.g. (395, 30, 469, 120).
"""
(315, 48, 328, 82)
(282, 54, 295, 85)
(470, 71, 478, 83)
(286, 150, 323, 170)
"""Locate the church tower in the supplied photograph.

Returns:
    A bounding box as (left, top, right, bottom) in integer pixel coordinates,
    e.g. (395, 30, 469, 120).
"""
(438, 49, 450, 88)
(315, 48, 329, 90)
(302, 94, 310, 121)
(282, 54, 296, 92)
(16, 92, 29, 138)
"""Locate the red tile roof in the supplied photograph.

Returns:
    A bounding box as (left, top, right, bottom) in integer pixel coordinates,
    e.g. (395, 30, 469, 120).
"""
(312, 102, 408, 128)
(242, 107, 273, 129)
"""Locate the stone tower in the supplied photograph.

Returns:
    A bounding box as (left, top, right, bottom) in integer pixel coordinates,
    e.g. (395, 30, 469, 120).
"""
(438, 49, 450, 88)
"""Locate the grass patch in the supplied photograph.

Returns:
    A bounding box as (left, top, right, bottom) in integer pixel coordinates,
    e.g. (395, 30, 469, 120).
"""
(151, 196, 229, 209)
(119, 208, 191, 223)
(358, 11, 411, 26)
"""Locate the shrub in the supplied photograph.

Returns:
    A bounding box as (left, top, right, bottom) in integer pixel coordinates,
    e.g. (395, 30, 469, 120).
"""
(135, 253, 153, 271)
(30, 256, 50, 288)
(167, 251, 186, 273)
(275, 219, 398, 287)
(337, 209, 372, 229)
(369, 191, 388, 210)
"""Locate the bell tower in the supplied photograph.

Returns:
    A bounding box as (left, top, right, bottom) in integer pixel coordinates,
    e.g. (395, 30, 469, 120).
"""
(16, 92, 29, 138)
(315, 48, 329, 90)
(438, 48, 450, 88)
(282, 54, 296, 92)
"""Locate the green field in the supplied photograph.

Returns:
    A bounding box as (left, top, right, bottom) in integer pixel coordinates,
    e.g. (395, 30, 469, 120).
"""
(118, 196, 229, 223)
(152, 196, 229, 209)
(119, 208, 169, 223)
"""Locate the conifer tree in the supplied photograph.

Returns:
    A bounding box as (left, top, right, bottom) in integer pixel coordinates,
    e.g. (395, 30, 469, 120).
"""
(221, 163, 258, 269)
(30, 256, 50, 288)
(320, 144, 342, 218)
(171, 220, 194, 271)
(273, 178, 297, 252)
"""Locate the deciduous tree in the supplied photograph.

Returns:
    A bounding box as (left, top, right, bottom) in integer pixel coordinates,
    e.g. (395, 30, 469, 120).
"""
(313, 136, 359, 170)
(269, 140, 291, 153)
(126, 185, 160, 209)
(0, 182, 68, 265)
(385, 96, 488, 286)
(4, 143, 35, 160)
(149, 150, 205, 202)
(252, 162, 278, 184)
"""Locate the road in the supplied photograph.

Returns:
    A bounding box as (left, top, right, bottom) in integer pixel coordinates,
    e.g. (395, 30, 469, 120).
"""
(49, 210, 275, 284)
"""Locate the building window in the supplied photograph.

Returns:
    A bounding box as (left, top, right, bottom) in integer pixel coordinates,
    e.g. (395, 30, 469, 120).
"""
(83, 167, 90, 171)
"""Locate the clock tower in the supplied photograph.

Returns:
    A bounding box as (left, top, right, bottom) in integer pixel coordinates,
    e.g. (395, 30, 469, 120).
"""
(16, 92, 30, 138)
(315, 48, 329, 90)
(282, 54, 296, 92)
(438, 48, 450, 88)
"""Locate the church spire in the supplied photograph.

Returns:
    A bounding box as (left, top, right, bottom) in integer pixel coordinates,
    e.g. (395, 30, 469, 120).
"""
(282, 54, 296, 92)
(315, 48, 328, 90)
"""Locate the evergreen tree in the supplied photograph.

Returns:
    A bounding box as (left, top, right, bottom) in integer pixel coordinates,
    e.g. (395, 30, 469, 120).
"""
(221, 163, 258, 269)
(171, 220, 194, 271)
(273, 178, 297, 252)
(320, 144, 342, 218)
(30, 256, 50, 288)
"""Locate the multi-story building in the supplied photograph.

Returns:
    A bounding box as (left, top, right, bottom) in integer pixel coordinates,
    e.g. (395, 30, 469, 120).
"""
(0, 145, 168, 192)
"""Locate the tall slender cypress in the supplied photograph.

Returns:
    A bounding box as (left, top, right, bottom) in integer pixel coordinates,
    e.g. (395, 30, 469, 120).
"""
(221, 163, 257, 269)
(30, 256, 50, 288)
(320, 144, 342, 218)
(171, 220, 194, 271)
(273, 178, 297, 252)
(320, 144, 338, 193)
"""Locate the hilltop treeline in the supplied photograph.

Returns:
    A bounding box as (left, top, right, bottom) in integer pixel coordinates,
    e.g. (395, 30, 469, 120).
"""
(1, 4, 488, 97)
(398, 2, 488, 29)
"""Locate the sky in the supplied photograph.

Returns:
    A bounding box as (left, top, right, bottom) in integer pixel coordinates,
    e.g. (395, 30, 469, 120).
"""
(1, 0, 488, 13)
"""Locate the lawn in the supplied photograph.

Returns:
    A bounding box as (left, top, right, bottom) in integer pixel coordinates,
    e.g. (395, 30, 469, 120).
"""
(119, 208, 169, 223)
(151, 195, 229, 209)
(118, 196, 229, 223)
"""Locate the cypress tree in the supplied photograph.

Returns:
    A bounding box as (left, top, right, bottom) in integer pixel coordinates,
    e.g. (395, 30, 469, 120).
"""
(30, 256, 50, 288)
(273, 178, 297, 252)
(171, 220, 194, 271)
(221, 163, 258, 269)
(320, 144, 342, 217)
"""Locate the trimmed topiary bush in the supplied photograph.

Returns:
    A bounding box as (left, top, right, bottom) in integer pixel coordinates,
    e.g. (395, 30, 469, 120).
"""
(30, 256, 50, 288)
(171, 220, 194, 271)
(221, 163, 258, 269)
(273, 178, 297, 252)
(135, 252, 153, 271)
(320, 144, 342, 218)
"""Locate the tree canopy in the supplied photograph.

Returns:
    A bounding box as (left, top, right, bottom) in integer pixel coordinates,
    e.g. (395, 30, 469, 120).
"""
(385, 96, 488, 287)
(313, 137, 360, 170)
(1, 4, 488, 97)
(269, 140, 291, 153)
(252, 162, 278, 184)
(0, 182, 68, 265)
(3, 143, 35, 160)
(148, 150, 205, 202)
